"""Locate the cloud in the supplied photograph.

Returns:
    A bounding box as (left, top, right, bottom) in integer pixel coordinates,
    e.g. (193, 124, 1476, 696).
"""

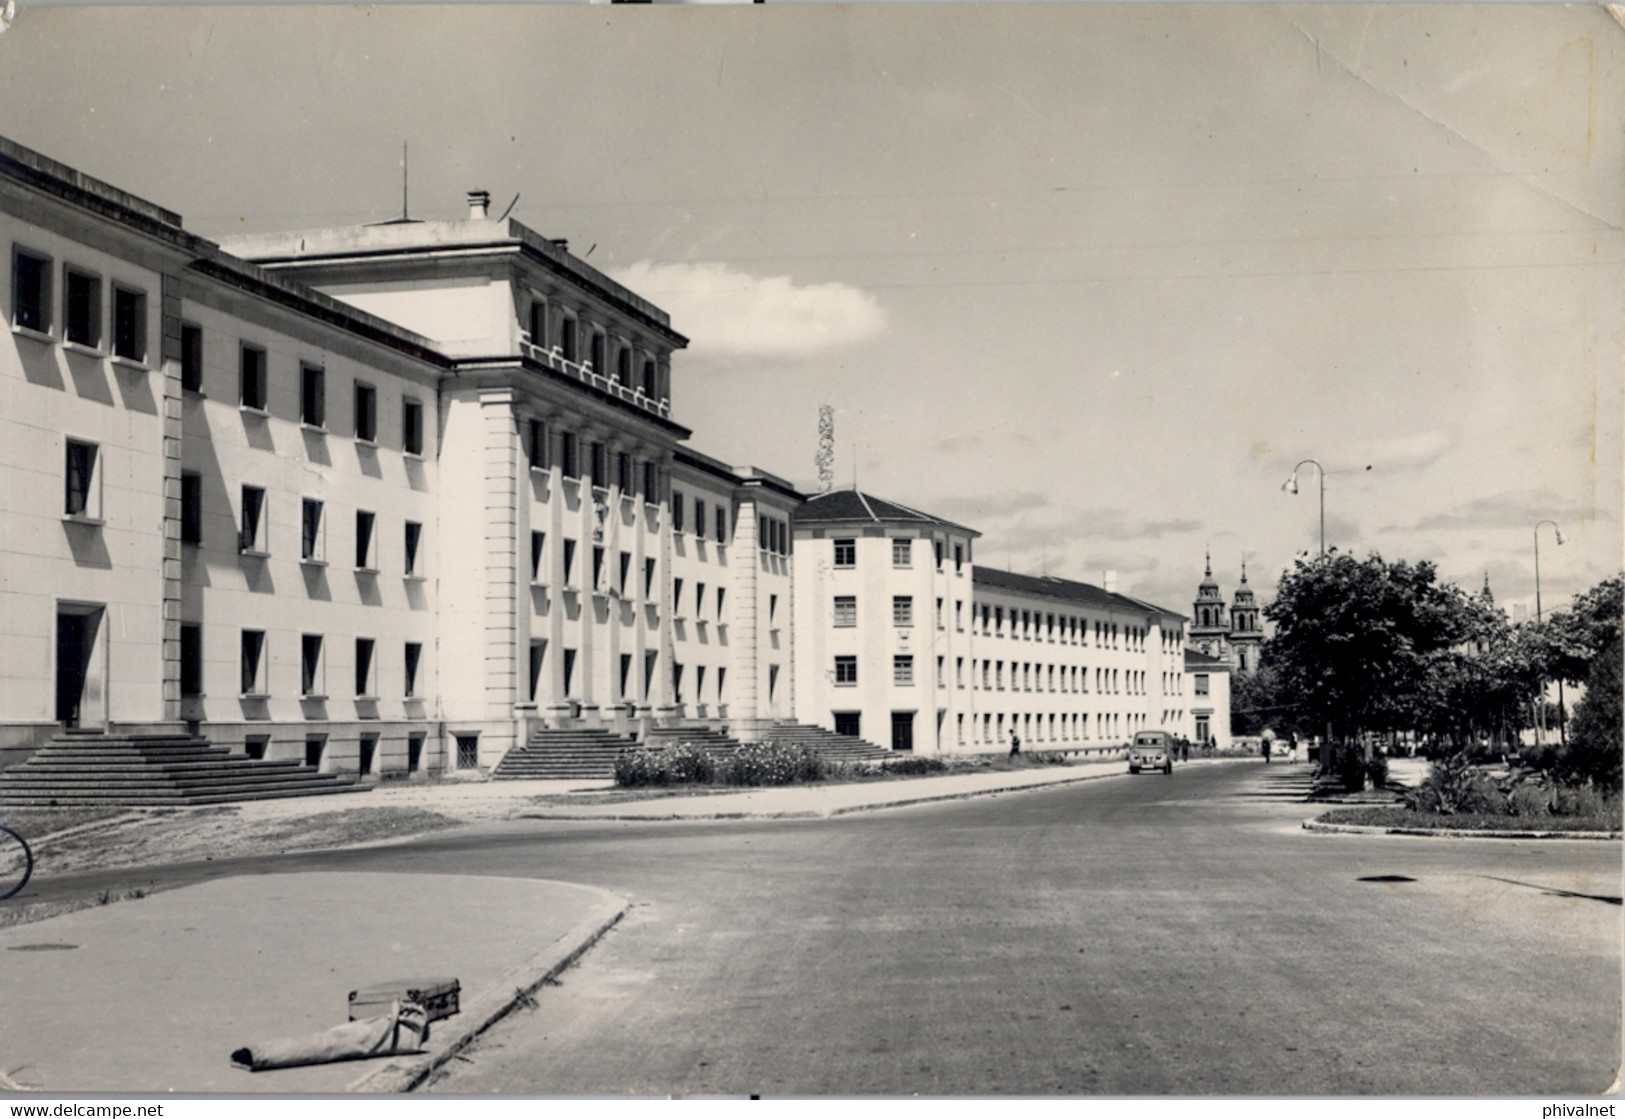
(1393, 489, 1576, 533)
(929, 490, 1050, 523)
(1342, 428, 1455, 473)
(611, 261, 885, 359)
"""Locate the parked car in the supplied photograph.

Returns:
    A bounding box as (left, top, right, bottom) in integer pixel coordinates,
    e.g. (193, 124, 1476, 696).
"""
(1128, 730, 1174, 775)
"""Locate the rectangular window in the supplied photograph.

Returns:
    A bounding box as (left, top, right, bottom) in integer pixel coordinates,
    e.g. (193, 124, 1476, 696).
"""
(240, 344, 267, 410)
(531, 531, 547, 583)
(616, 451, 632, 491)
(833, 538, 856, 567)
(180, 624, 203, 697)
(833, 595, 857, 627)
(696, 582, 706, 618)
(955, 601, 964, 631)
(589, 442, 607, 488)
(671, 491, 685, 533)
(561, 318, 578, 362)
(561, 431, 580, 478)
(404, 521, 422, 576)
(240, 486, 267, 553)
(645, 557, 657, 598)
(591, 545, 605, 589)
(354, 637, 375, 697)
(301, 634, 325, 696)
(617, 346, 632, 384)
(642, 358, 658, 398)
(529, 640, 546, 702)
(834, 655, 858, 685)
(354, 510, 376, 570)
(1195, 674, 1210, 696)
(562, 539, 576, 585)
(954, 544, 964, 573)
(619, 551, 632, 594)
(673, 578, 685, 614)
(618, 652, 633, 700)
(936, 656, 945, 688)
(694, 500, 706, 539)
(404, 642, 422, 698)
(893, 655, 914, 686)
(892, 538, 911, 568)
(180, 471, 202, 544)
(893, 596, 914, 627)
(527, 298, 547, 347)
(63, 438, 99, 518)
(301, 365, 325, 427)
(301, 498, 324, 562)
(64, 267, 100, 348)
(403, 398, 424, 455)
(770, 593, 778, 624)
(456, 734, 479, 770)
(591, 332, 606, 373)
(240, 630, 267, 695)
(354, 382, 377, 442)
(528, 418, 548, 469)
(716, 586, 726, 618)
(112, 285, 145, 362)
(642, 461, 658, 502)
(934, 540, 944, 569)
(715, 507, 727, 544)
(12, 248, 50, 333)
(956, 657, 965, 689)
(181, 323, 203, 392)
(936, 597, 945, 630)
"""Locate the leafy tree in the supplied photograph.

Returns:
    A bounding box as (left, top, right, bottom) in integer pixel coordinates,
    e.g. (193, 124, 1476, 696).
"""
(1263, 551, 1473, 765)
(1560, 636, 1622, 790)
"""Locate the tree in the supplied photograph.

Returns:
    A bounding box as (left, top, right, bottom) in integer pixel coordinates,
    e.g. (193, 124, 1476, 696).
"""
(1537, 575, 1623, 789)
(1263, 551, 1473, 770)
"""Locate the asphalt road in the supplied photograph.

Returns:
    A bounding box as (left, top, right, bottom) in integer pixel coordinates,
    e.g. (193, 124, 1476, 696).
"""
(22, 762, 1622, 1095)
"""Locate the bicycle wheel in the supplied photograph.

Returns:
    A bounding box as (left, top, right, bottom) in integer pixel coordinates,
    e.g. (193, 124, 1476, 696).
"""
(0, 824, 33, 901)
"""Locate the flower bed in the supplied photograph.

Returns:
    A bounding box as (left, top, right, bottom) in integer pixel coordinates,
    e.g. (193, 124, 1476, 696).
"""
(1317, 805, 1621, 833)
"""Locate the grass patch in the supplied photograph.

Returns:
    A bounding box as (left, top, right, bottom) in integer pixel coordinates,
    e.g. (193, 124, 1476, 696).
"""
(1, 807, 136, 842)
(1318, 805, 1622, 833)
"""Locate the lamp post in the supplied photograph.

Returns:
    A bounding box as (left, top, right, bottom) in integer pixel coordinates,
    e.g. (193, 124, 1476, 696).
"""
(1282, 458, 1331, 771)
(1282, 459, 1326, 557)
(1534, 519, 1565, 746)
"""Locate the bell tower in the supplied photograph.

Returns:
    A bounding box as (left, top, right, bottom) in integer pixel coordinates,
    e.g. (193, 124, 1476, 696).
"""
(1189, 551, 1230, 659)
(1229, 561, 1262, 672)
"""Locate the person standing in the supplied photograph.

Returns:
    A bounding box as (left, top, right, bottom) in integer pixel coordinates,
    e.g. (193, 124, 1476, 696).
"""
(1009, 730, 1021, 757)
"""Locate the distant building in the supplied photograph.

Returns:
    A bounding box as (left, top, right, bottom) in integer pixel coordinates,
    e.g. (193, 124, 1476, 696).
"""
(1189, 554, 1263, 673)
(793, 488, 1214, 755)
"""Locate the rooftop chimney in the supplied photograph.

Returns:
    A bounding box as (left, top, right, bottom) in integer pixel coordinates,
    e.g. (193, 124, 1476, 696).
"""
(467, 190, 491, 220)
(1104, 570, 1118, 593)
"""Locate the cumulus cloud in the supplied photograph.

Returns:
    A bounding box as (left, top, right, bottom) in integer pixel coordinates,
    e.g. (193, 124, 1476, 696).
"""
(612, 261, 885, 359)
(1398, 489, 1575, 533)
(1343, 427, 1456, 473)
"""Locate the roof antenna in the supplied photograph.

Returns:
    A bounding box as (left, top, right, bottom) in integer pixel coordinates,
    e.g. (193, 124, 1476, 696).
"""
(368, 142, 422, 226)
(497, 193, 520, 222)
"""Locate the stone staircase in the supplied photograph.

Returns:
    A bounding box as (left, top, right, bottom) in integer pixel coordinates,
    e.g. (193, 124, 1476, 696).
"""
(760, 723, 893, 764)
(489, 728, 640, 781)
(641, 726, 744, 755)
(0, 732, 363, 807)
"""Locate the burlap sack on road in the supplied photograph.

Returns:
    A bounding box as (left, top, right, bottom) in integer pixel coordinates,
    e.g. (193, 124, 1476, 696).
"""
(230, 1000, 430, 1072)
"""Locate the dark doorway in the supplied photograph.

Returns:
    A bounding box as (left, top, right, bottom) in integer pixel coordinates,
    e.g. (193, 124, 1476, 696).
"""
(834, 711, 861, 739)
(890, 710, 914, 752)
(55, 606, 104, 727)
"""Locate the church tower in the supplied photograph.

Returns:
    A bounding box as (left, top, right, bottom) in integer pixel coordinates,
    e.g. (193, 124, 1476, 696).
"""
(1229, 561, 1263, 672)
(1189, 552, 1230, 659)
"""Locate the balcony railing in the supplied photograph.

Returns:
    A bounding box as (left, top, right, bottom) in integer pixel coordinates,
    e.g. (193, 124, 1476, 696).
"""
(520, 339, 671, 419)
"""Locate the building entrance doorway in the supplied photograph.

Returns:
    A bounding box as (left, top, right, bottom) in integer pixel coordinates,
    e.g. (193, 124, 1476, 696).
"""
(55, 603, 107, 728)
(890, 710, 914, 752)
(833, 711, 861, 739)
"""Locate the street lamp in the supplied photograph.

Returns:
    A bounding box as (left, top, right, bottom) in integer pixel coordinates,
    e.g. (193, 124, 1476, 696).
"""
(1282, 459, 1326, 557)
(1534, 519, 1565, 746)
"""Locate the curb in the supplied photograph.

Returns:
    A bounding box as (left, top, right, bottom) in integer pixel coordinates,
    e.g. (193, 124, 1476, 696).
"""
(1302, 819, 1623, 841)
(518, 767, 1126, 823)
(346, 889, 630, 1094)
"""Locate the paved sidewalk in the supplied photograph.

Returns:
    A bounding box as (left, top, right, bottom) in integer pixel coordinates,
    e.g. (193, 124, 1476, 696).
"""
(0, 872, 625, 1094)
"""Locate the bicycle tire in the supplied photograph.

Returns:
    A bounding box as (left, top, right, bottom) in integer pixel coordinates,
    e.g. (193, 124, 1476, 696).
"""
(0, 824, 33, 901)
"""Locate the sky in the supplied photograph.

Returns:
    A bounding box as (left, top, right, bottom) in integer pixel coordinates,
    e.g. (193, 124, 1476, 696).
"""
(1, 2, 1618, 622)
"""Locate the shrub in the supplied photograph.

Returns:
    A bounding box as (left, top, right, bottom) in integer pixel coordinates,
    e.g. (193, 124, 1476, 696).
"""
(721, 741, 827, 786)
(1365, 752, 1389, 789)
(613, 742, 716, 787)
(1506, 781, 1553, 818)
(1336, 746, 1367, 792)
(1404, 752, 1500, 815)
(879, 755, 947, 776)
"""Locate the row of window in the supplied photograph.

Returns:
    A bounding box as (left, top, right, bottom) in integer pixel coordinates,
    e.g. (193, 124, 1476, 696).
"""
(831, 653, 1181, 697)
(832, 595, 966, 630)
(976, 604, 1158, 650)
(524, 296, 664, 401)
(12, 246, 148, 362)
(829, 537, 966, 572)
(175, 477, 425, 575)
(670, 490, 729, 544)
(187, 628, 424, 700)
(526, 419, 663, 500)
(957, 710, 1149, 746)
(194, 329, 426, 454)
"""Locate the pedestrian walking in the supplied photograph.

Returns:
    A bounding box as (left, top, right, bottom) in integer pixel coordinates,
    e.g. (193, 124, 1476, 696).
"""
(1009, 730, 1021, 757)
(1181, 738, 1190, 763)
(1262, 737, 1272, 764)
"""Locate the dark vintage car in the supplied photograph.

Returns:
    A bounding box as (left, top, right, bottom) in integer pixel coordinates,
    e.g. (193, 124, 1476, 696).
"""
(1127, 730, 1174, 775)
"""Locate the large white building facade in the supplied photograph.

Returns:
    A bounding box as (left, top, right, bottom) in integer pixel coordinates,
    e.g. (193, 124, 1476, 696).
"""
(1, 135, 1224, 779)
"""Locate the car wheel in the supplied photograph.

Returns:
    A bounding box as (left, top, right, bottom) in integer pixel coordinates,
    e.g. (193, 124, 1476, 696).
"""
(1129, 766, 1139, 774)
